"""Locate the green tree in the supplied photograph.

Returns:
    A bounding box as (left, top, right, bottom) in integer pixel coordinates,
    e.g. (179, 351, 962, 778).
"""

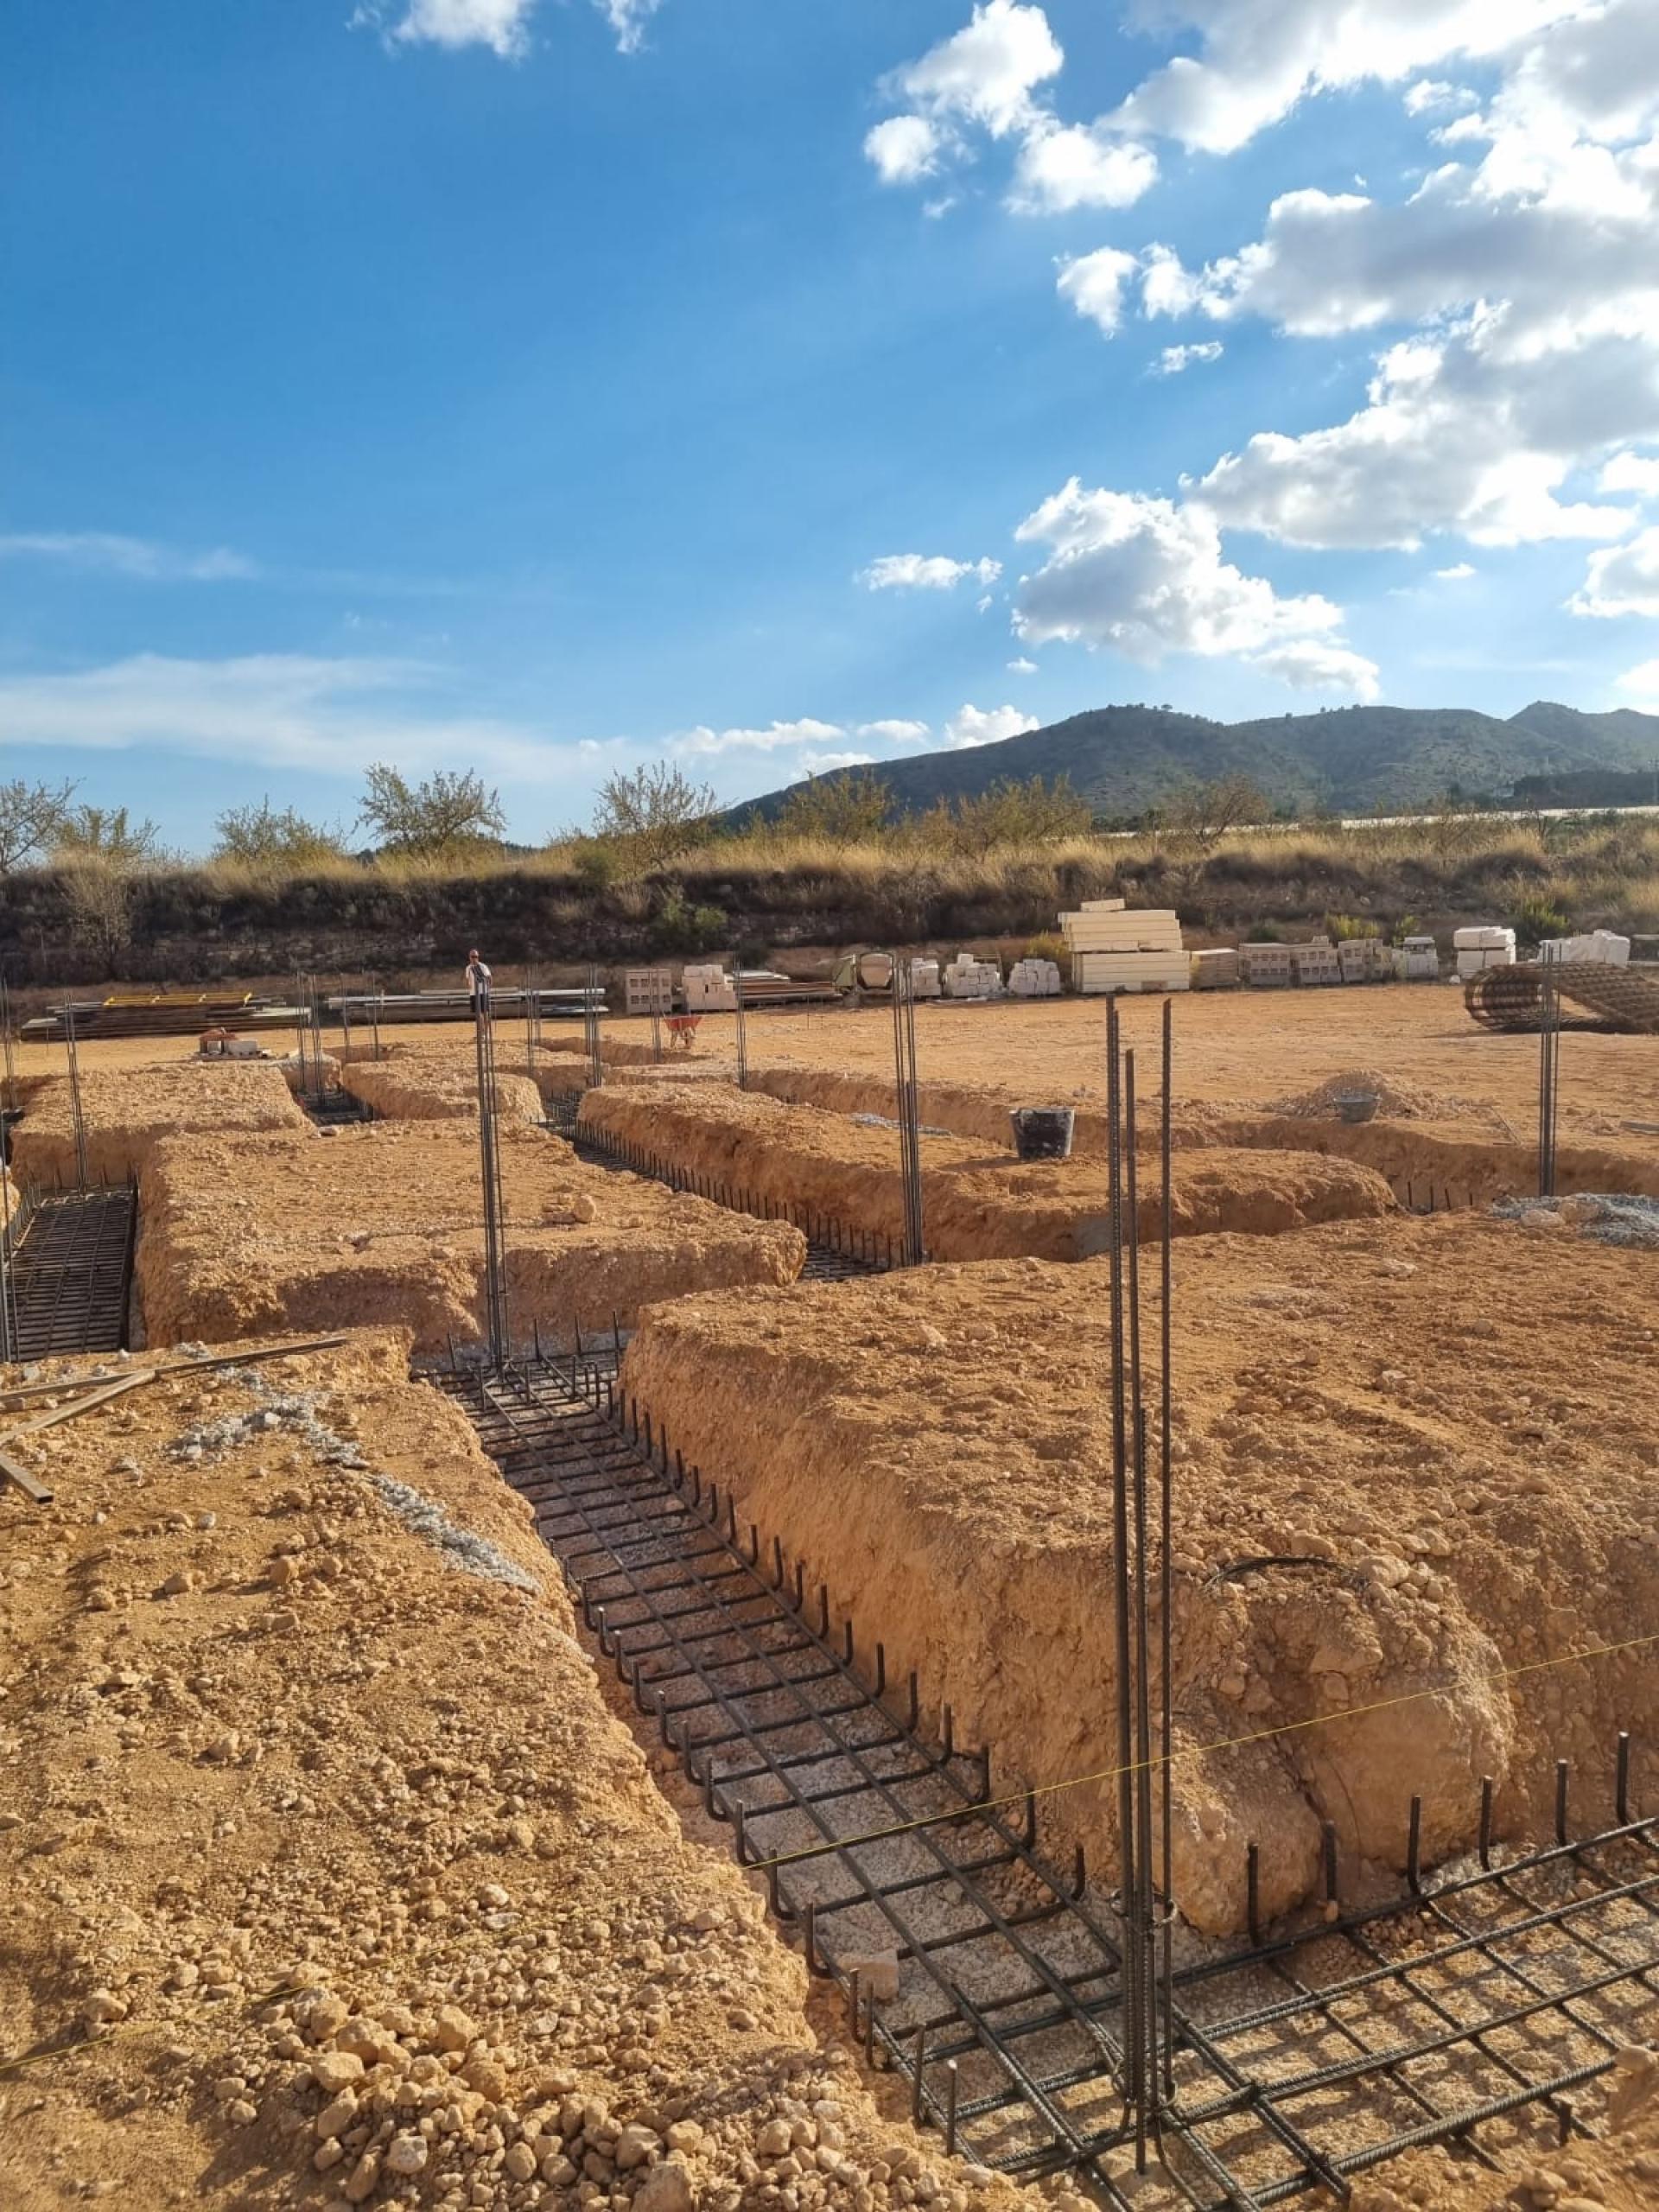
(52, 804, 162, 865)
(359, 764, 506, 855)
(51, 807, 163, 970)
(775, 769, 893, 847)
(912, 775, 1092, 856)
(589, 762, 718, 872)
(213, 798, 351, 870)
(0, 777, 79, 873)
(1160, 774, 1268, 854)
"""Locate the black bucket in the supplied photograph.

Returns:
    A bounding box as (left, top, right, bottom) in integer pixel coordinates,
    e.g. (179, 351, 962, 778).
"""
(1010, 1107, 1075, 1160)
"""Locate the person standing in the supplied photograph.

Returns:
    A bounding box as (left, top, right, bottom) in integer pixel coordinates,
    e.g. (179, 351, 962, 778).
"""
(465, 948, 493, 1013)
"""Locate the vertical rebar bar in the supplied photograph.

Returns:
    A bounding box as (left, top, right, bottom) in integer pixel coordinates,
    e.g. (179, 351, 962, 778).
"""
(1124, 1050, 1158, 2155)
(1103, 996, 1137, 2115)
(733, 965, 749, 1091)
(1538, 951, 1560, 1198)
(890, 957, 925, 1267)
(474, 984, 512, 1368)
(524, 964, 543, 1086)
(65, 999, 90, 1191)
(0, 972, 16, 1119)
(585, 964, 604, 1089)
(651, 1007, 663, 1065)
(1158, 995, 1176, 2098)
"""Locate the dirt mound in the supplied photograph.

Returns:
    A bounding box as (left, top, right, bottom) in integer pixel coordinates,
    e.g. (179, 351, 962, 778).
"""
(136, 1124, 804, 1351)
(10, 1062, 310, 1186)
(620, 1211, 1659, 1937)
(339, 1058, 544, 1124)
(0, 1332, 1020, 2212)
(1268, 1068, 1516, 1130)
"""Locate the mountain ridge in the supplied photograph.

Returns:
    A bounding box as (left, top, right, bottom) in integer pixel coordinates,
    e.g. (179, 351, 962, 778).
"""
(728, 700, 1659, 823)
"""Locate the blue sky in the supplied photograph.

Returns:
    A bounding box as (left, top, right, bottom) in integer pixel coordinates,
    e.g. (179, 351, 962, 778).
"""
(3, 0, 1659, 850)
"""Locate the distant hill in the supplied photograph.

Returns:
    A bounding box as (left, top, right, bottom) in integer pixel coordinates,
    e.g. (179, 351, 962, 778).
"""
(728, 700, 1659, 823)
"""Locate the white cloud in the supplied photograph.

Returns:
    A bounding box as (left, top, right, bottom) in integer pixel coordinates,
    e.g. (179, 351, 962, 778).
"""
(1007, 656, 1039, 674)
(0, 652, 578, 780)
(944, 702, 1040, 748)
(596, 0, 664, 53)
(1404, 79, 1478, 117)
(1057, 246, 1139, 336)
(0, 531, 256, 582)
(864, 116, 945, 186)
(1107, 0, 1581, 156)
(859, 553, 1002, 591)
(1601, 451, 1659, 499)
(799, 750, 877, 774)
(359, 0, 659, 57)
(887, 1, 1063, 141)
(1435, 562, 1477, 579)
(1569, 528, 1659, 618)
(856, 719, 931, 744)
(1151, 341, 1224, 377)
(1614, 659, 1659, 709)
(676, 717, 846, 755)
(1012, 478, 1376, 695)
(1248, 640, 1382, 696)
(1011, 122, 1157, 213)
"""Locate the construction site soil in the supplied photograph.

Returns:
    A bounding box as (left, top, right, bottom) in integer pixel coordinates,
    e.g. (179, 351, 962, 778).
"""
(0, 1332, 1032, 2212)
(136, 1126, 804, 1351)
(4, 992, 1658, 2212)
(10, 1063, 309, 1187)
(338, 1055, 545, 1127)
(578, 1085, 1398, 1259)
(620, 1211, 1659, 1939)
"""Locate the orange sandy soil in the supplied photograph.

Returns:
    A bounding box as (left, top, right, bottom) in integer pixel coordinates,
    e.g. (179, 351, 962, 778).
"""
(0, 1331, 1028, 2212)
(135, 1124, 803, 1352)
(337, 1052, 545, 1126)
(582, 988, 1659, 1157)
(620, 1210, 1659, 1938)
(10, 1062, 311, 1187)
(580, 1083, 1397, 1261)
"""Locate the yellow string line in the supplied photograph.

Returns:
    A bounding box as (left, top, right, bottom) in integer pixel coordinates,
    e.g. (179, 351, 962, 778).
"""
(744, 1626, 1659, 1874)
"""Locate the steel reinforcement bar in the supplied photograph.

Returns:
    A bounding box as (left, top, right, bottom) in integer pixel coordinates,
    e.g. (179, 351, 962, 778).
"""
(445, 1349, 1659, 2209)
(4, 1184, 137, 1359)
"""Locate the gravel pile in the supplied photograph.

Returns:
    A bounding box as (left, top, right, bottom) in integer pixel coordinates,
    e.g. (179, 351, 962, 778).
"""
(1494, 1193, 1659, 1249)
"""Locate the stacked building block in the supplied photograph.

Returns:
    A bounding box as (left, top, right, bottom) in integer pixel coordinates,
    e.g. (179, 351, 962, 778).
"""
(1239, 943, 1294, 988)
(1397, 937, 1442, 981)
(625, 968, 676, 1015)
(1008, 957, 1064, 998)
(943, 955, 1005, 1000)
(1191, 950, 1241, 989)
(1338, 938, 1394, 983)
(681, 963, 738, 1012)
(1291, 940, 1343, 987)
(910, 957, 943, 1000)
(1061, 899, 1188, 995)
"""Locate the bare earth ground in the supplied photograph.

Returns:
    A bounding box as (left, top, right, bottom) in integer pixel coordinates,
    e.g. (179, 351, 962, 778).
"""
(10, 1064, 310, 1187)
(579, 1083, 1398, 1259)
(136, 1126, 804, 1351)
(3, 989, 1658, 2212)
(0, 1333, 1026, 2212)
(620, 1212, 1659, 1936)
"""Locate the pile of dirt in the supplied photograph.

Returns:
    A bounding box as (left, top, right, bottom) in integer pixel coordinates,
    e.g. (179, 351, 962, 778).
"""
(580, 1084, 1396, 1261)
(619, 1211, 1659, 1937)
(10, 1063, 311, 1186)
(1268, 1069, 1516, 1130)
(136, 1124, 804, 1351)
(0, 1331, 1024, 2212)
(339, 1057, 544, 1125)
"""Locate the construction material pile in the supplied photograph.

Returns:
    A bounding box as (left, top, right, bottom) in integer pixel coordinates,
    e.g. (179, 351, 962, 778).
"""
(10, 1061, 310, 1186)
(1268, 1069, 1516, 1129)
(136, 1123, 804, 1351)
(618, 1212, 1659, 1938)
(1060, 899, 1187, 995)
(0, 1332, 1017, 2212)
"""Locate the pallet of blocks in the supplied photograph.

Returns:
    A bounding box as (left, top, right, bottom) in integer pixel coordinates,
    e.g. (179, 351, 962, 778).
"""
(1061, 899, 1189, 995)
(1291, 939, 1343, 987)
(1239, 942, 1294, 988)
(680, 963, 737, 1012)
(1191, 949, 1240, 989)
(625, 967, 675, 1016)
(909, 957, 943, 1000)
(1338, 937, 1394, 983)
(1007, 957, 1063, 999)
(1452, 926, 1516, 980)
(942, 954, 1004, 1001)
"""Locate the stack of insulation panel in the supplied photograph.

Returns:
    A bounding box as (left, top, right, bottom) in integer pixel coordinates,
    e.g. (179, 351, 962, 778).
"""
(1191, 950, 1241, 989)
(1240, 943, 1294, 988)
(1540, 930, 1632, 967)
(1453, 926, 1516, 979)
(1062, 899, 1188, 995)
(1291, 940, 1343, 987)
(1338, 938, 1394, 984)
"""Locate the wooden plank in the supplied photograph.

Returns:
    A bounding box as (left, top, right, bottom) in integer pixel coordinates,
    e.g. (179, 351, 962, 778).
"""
(0, 1450, 52, 1505)
(8, 1371, 157, 1440)
(0, 1333, 351, 1410)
